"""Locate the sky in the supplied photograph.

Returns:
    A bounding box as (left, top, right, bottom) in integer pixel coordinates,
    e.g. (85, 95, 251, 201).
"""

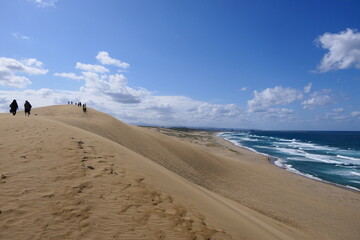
(1, 0, 360, 130)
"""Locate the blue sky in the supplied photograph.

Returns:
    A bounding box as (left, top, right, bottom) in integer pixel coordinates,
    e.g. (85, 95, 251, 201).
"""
(1, 0, 360, 130)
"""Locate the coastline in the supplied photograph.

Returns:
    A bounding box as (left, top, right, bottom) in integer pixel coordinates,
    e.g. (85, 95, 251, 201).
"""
(215, 131, 360, 193)
(145, 126, 360, 240)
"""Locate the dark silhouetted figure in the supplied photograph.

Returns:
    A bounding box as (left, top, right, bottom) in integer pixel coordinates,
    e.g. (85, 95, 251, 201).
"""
(9, 99, 18, 116)
(83, 103, 87, 113)
(68, 101, 70, 105)
(24, 100, 32, 116)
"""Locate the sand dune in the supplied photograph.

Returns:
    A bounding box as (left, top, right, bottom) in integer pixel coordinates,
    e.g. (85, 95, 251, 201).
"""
(0, 105, 359, 240)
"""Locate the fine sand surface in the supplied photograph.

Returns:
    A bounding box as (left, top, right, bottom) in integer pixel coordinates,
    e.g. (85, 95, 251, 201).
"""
(0, 105, 359, 240)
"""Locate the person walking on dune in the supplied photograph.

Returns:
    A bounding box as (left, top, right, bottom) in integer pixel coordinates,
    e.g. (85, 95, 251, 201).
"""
(82, 103, 87, 113)
(9, 99, 18, 116)
(24, 100, 32, 116)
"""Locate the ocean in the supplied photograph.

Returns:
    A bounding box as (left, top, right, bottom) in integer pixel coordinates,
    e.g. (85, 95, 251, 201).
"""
(218, 131, 360, 191)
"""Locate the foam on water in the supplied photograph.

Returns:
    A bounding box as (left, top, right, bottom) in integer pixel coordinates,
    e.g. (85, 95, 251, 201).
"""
(350, 171, 360, 176)
(218, 131, 360, 191)
(337, 155, 360, 161)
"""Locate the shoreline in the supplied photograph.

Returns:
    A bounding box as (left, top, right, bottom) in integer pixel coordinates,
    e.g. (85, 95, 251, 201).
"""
(122, 126, 360, 239)
(215, 131, 360, 193)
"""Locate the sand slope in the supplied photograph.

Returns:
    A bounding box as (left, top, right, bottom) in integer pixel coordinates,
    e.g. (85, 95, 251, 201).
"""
(0, 105, 358, 240)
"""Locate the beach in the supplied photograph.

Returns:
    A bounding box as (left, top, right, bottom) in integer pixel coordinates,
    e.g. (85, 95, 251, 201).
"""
(1, 105, 359, 240)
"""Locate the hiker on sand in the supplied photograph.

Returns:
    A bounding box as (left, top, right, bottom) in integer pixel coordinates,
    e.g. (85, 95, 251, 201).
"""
(83, 103, 87, 113)
(24, 100, 32, 116)
(9, 99, 18, 116)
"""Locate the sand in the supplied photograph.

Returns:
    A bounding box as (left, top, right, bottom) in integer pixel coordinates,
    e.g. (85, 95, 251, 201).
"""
(0, 105, 359, 240)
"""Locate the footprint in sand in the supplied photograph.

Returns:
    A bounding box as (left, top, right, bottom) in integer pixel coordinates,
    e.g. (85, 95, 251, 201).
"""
(1, 175, 6, 184)
(87, 165, 95, 170)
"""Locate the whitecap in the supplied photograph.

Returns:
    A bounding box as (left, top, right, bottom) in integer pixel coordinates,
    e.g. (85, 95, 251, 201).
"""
(350, 171, 360, 176)
(336, 155, 360, 161)
(304, 153, 343, 164)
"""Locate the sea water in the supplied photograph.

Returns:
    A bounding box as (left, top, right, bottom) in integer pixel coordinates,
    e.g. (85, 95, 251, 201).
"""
(218, 131, 360, 191)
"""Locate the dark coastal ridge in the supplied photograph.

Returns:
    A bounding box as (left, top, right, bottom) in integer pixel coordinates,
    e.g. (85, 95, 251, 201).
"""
(138, 124, 360, 133)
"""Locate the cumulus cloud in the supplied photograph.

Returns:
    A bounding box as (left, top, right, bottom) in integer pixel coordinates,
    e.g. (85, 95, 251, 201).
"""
(96, 51, 130, 69)
(75, 62, 109, 73)
(31, 0, 58, 8)
(0, 57, 48, 75)
(302, 90, 335, 109)
(240, 87, 248, 91)
(54, 53, 147, 104)
(81, 72, 149, 104)
(247, 86, 303, 113)
(0, 57, 48, 88)
(315, 28, 360, 72)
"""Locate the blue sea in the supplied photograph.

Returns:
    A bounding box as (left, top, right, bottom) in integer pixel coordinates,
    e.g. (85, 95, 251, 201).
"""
(218, 131, 360, 191)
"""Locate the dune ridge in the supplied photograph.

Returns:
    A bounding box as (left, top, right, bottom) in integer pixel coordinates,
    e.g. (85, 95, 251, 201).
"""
(1, 105, 359, 240)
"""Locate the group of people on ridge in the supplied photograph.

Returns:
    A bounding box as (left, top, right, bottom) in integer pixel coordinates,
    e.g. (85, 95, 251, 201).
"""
(9, 100, 32, 116)
(68, 101, 87, 113)
(9, 100, 87, 116)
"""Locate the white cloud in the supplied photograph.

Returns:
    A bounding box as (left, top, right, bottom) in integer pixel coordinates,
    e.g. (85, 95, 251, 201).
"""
(302, 90, 335, 109)
(75, 62, 109, 73)
(304, 82, 312, 93)
(96, 51, 130, 69)
(315, 28, 360, 72)
(351, 111, 360, 117)
(240, 87, 248, 91)
(31, 0, 58, 8)
(0, 57, 48, 75)
(187, 103, 242, 120)
(0, 67, 31, 88)
(54, 72, 84, 80)
(247, 86, 303, 113)
(332, 108, 344, 113)
(0, 57, 48, 88)
(80, 72, 149, 104)
(12, 32, 30, 40)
